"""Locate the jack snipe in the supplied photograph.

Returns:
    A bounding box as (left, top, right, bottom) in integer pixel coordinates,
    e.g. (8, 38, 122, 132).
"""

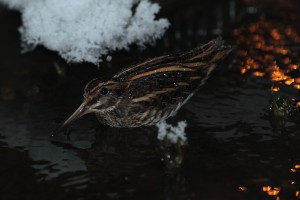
(54, 38, 231, 133)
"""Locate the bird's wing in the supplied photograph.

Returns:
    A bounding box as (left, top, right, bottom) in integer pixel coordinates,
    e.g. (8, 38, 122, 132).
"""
(114, 37, 232, 115)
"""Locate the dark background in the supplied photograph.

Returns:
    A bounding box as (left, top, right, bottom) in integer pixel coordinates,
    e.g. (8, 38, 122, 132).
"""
(1, 0, 300, 200)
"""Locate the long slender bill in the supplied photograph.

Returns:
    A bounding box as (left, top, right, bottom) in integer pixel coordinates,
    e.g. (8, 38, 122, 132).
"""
(51, 102, 89, 136)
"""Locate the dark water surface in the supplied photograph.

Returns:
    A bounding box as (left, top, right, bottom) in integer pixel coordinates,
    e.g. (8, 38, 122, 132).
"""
(1, 0, 300, 200)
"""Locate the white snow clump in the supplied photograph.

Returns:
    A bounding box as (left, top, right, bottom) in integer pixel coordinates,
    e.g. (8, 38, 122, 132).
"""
(156, 120, 188, 145)
(0, 0, 170, 64)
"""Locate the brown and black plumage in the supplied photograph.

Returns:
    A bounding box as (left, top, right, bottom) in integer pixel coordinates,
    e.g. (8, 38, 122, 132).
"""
(55, 38, 231, 132)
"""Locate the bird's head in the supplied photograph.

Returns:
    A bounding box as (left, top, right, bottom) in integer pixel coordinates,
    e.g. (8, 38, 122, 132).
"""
(52, 78, 125, 135)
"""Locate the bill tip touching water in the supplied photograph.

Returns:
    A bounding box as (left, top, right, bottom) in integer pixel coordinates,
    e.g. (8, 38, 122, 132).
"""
(52, 38, 232, 136)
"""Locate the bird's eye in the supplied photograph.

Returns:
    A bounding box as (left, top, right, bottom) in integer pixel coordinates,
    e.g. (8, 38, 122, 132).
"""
(100, 87, 109, 95)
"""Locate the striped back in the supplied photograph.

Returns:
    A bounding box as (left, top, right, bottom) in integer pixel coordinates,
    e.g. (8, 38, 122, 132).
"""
(113, 38, 231, 82)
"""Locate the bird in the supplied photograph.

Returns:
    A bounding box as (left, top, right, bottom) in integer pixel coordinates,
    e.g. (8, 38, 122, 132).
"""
(53, 38, 231, 135)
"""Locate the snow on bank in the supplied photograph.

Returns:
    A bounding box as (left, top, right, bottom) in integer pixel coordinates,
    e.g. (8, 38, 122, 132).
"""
(0, 0, 169, 64)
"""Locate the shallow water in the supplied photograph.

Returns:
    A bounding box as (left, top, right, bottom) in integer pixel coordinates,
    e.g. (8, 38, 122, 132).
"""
(1, 0, 300, 200)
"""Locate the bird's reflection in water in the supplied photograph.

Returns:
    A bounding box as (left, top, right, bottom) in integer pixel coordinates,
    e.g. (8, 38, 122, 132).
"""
(83, 126, 159, 180)
(71, 124, 189, 199)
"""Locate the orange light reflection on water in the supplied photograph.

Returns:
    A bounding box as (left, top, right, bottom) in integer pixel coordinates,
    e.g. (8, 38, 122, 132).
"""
(234, 20, 300, 105)
(294, 84, 300, 90)
(289, 64, 298, 70)
(272, 87, 280, 92)
(253, 71, 265, 77)
(233, 11, 300, 198)
(238, 186, 248, 192)
(262, 186, 281, 196)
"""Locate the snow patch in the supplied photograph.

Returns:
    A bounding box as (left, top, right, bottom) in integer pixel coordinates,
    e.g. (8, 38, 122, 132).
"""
(156, 120, 187, 145)
(0, 0, 169, 65)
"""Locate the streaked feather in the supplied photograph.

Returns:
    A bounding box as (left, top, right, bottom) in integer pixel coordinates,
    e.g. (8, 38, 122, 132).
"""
(57, 38, 232, 130)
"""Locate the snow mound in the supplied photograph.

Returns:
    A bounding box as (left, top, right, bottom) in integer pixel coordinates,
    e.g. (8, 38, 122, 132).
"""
(0, 0, 169, 64)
